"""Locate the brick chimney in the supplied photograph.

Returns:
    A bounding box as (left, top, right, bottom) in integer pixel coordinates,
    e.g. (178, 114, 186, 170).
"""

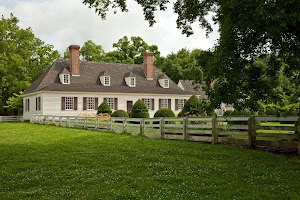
(143, 51, 154, 80)
(69, 45, 80, 76)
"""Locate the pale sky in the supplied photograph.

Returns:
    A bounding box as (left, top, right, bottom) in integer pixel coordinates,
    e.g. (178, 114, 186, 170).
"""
(0, 0, 219, 56)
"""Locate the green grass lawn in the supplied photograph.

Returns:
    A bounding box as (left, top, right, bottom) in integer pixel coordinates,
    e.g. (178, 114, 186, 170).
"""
(0, 123, 300, 199)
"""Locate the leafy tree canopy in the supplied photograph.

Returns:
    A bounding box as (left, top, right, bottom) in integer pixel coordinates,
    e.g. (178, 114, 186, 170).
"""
(83, 0, 300, 110)
(0, 14, 60, 115)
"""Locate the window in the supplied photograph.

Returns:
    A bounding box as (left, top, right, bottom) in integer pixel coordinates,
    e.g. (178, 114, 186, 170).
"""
(143, 98, 154, 110)
(106, 98, 114, 109)
(63, 74, 70, 84)
(65, 97, 74, 110)
(163, 79, 169, 88)
(161, 99, 168, 108)
(129, 77, 135, 87)
(104, 76, 110, 86)
(104, 97, 118, 110)
(25, 99, 30, 111)
(36, 97, 41, 111)
(177, 99, 184, 110)
(87, 97, 95, 110)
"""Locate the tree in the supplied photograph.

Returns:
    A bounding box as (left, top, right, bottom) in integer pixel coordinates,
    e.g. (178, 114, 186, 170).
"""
(156, 48, 209, 83)
(81, 40, 105, 61)
(0, 14, 59, 115)
(131, 99, 149, 118)
(181, 95, 206, 117)
(104, 36, 160, 64)
(83, 0, 300, 111)
(97, 101, 112, 115)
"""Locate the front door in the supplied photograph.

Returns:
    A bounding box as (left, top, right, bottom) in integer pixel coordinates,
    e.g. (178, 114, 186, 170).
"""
(127, 101, 133, 113)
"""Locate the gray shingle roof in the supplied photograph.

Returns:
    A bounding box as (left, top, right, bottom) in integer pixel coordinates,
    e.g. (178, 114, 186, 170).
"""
(179, 80, 207, 99)
(24, 59, 192, 95)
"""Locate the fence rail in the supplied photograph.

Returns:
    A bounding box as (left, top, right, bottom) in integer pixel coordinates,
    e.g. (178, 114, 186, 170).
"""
(30, 115, 300, 154)
(0, 116, 23, 122)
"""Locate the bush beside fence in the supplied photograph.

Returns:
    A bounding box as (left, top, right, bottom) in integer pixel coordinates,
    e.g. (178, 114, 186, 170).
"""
(30, 115, 300, 154)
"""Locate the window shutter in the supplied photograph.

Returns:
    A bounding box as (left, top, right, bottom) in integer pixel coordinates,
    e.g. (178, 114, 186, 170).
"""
(175, 99, 178, 110)
(151, 99, 155, 110)
(61, 97, 65, 110)
(95, 98, 98, 110)
(104, 97, 107, 102)
(83, 97, 87, 110)
(74, 97, 78, 110)
(28, 99, 30, 111)
(168, 99, 171, 109)
(184, 99, 187, 104)
(36, 98, 38, 111)
(159, 99, 162, 109)
(114, 98, 118, 110)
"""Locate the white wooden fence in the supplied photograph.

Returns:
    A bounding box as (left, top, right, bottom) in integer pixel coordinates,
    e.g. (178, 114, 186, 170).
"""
(30, 115, 300, 154)
(0, 116, 23, 122)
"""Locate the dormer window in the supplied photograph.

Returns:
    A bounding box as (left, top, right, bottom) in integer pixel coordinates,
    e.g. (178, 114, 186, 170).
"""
(100, 76, 110, 86)
(125, 72, 136, 87)
(130, 77, 135, 87)
(99, 71, 110, 86)
(163, 79, 169, 88)
(59, 69, 71, 84)
(63, 74, 70, 84)
(158, 78, 170, 88)
(104, 76, 110, 86)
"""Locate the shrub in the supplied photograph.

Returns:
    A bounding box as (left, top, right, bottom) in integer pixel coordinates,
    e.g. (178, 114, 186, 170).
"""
(112, 110, 129, 118)
(131, 99, 149, 118)
(97, 101, 112, 115)
(154, 108, 175, 118)
(181, 95, 204, 117)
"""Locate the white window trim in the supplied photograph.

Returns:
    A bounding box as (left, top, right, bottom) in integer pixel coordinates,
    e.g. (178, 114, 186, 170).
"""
(36, 97, 41, 111)
(178, 99, 184, 110)
(104, 76, 110, 86)
(87, 97, 95, 110)
(129, 77, 136, 87)
(25, 99, 30, 112)
(65, 97, 74, 110)
(161, 99, 168, 108)
(143, 98, 152, 110)
(106, 98, 114, 110)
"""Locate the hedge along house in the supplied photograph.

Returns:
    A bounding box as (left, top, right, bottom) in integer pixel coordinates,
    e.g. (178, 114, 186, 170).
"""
(22, 45, 192, 120)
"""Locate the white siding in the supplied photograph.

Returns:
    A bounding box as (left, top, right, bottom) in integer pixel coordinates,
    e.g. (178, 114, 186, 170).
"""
(23, 92, 190, 120)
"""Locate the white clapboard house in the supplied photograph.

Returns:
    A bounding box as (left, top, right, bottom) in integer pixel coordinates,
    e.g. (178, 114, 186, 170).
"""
(22, 45, 194, 120)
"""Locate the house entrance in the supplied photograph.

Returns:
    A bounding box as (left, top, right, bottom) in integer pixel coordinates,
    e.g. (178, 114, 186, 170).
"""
(127, 101, 133, 113)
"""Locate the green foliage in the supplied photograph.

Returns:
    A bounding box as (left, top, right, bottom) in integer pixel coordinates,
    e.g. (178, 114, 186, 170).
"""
(181, 95, 206, 117)
(97, 101, 112, 115)
(131, 99, 149, 118)
(84, 0, 300, 111)
(154, 108, 175, 118)
(265, 103, 300, 117)
(4, 92, 23, 112)
(111, 110, 129, 118)
(0, 14, 60, 115)
(155, 48, 209, 83)
(81, 40, 105, 61)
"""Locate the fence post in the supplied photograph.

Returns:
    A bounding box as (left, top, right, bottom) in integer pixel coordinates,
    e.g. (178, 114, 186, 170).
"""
(297, 117, 300, 155)
(108, 118, 112, 131)
(0, 116, 2, 122)
(84, 117, 87, 129)
(95, 116, 99, 130)
(139, 119, 144, 135)
(160, 118, 164, 139)
(60, 116, 63, 127)
(212, 116, 218, 144)
(248, 116, 256, 148)
(183, 117, 187, 140)
(123, 118, 127, 133)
